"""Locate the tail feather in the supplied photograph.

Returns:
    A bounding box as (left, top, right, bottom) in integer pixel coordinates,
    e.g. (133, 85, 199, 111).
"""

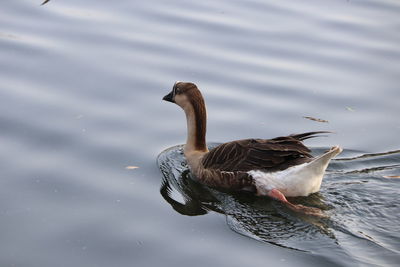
(308, 145, 343, 169)
(290, 131, 332, 141)
(250, 145, 343, 197)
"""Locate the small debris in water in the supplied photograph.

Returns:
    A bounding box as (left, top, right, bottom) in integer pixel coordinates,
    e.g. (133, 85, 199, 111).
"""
(303, 116, 329, 123)
(346, 106, 355, 112)
(126, 166, 139, 170)
(358, 231, 374, 241)
(383, 175, 400, 178)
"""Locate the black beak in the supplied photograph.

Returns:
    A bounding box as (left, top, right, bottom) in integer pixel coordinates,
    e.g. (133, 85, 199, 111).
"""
(162, 90, 174, 103)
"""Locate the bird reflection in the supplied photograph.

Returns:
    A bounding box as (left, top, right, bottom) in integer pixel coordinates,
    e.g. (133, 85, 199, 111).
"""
(158, 147, 337, 250)
(160, 170, 210, 216)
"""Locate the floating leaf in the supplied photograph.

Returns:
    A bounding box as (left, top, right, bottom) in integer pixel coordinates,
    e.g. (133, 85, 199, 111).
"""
(125, 166, 139, 170)
(346, 106, 355, 112)
(383, 175, 400, 179)
(303, 116, 329, 123)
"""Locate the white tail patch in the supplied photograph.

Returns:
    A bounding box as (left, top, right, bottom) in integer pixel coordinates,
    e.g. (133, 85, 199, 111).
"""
(249, 146, 343, 197)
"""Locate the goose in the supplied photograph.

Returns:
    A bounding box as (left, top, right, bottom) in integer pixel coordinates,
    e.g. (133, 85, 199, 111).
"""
(163, 81, 342, 215)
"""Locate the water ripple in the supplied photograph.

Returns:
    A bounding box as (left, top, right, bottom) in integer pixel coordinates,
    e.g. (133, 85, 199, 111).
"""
(158, 144, 400, 266)
(1, 0, 400, 266)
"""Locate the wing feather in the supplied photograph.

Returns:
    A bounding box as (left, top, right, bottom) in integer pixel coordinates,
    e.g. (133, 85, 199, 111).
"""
(202, 132, 327, 172)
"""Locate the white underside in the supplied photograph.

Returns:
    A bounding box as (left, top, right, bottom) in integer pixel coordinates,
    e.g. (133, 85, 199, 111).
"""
(248, 146, 343, 197)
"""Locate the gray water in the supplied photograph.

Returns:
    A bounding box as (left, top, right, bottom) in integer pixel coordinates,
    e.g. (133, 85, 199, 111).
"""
(1, 0, 399, 266)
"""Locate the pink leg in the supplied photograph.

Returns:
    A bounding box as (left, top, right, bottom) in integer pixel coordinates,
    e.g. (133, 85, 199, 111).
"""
(268, 188, 289, 202)
(268, 189, 326, 217)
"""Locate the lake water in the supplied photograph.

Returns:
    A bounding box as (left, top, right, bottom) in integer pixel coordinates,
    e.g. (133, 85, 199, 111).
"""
(1, 0, 399, 266)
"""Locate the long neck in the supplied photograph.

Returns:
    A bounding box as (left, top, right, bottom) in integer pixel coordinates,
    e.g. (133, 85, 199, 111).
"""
(183, 97, 208, 153)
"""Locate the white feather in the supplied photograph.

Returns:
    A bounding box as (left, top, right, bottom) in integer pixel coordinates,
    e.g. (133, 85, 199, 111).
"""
(248, 146, 343, 197)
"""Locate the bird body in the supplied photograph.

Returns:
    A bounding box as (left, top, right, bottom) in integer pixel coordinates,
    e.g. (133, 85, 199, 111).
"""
(163, 82, 342, 204)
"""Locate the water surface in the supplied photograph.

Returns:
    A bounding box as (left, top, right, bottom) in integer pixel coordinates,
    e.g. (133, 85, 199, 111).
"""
(1, 0, 399, 266)
(158, 145, 400, 266)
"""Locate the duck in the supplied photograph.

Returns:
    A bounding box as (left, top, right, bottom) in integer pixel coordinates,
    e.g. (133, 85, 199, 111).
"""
(163, 81, 342, 214)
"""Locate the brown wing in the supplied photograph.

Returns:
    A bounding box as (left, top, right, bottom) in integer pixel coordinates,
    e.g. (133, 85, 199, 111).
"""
(202, 131, 328, 172)
(197, 168, 255, 191)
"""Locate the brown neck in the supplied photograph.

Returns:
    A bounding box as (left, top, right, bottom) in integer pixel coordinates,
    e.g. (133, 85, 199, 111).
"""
(183, 91, 208, 153)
